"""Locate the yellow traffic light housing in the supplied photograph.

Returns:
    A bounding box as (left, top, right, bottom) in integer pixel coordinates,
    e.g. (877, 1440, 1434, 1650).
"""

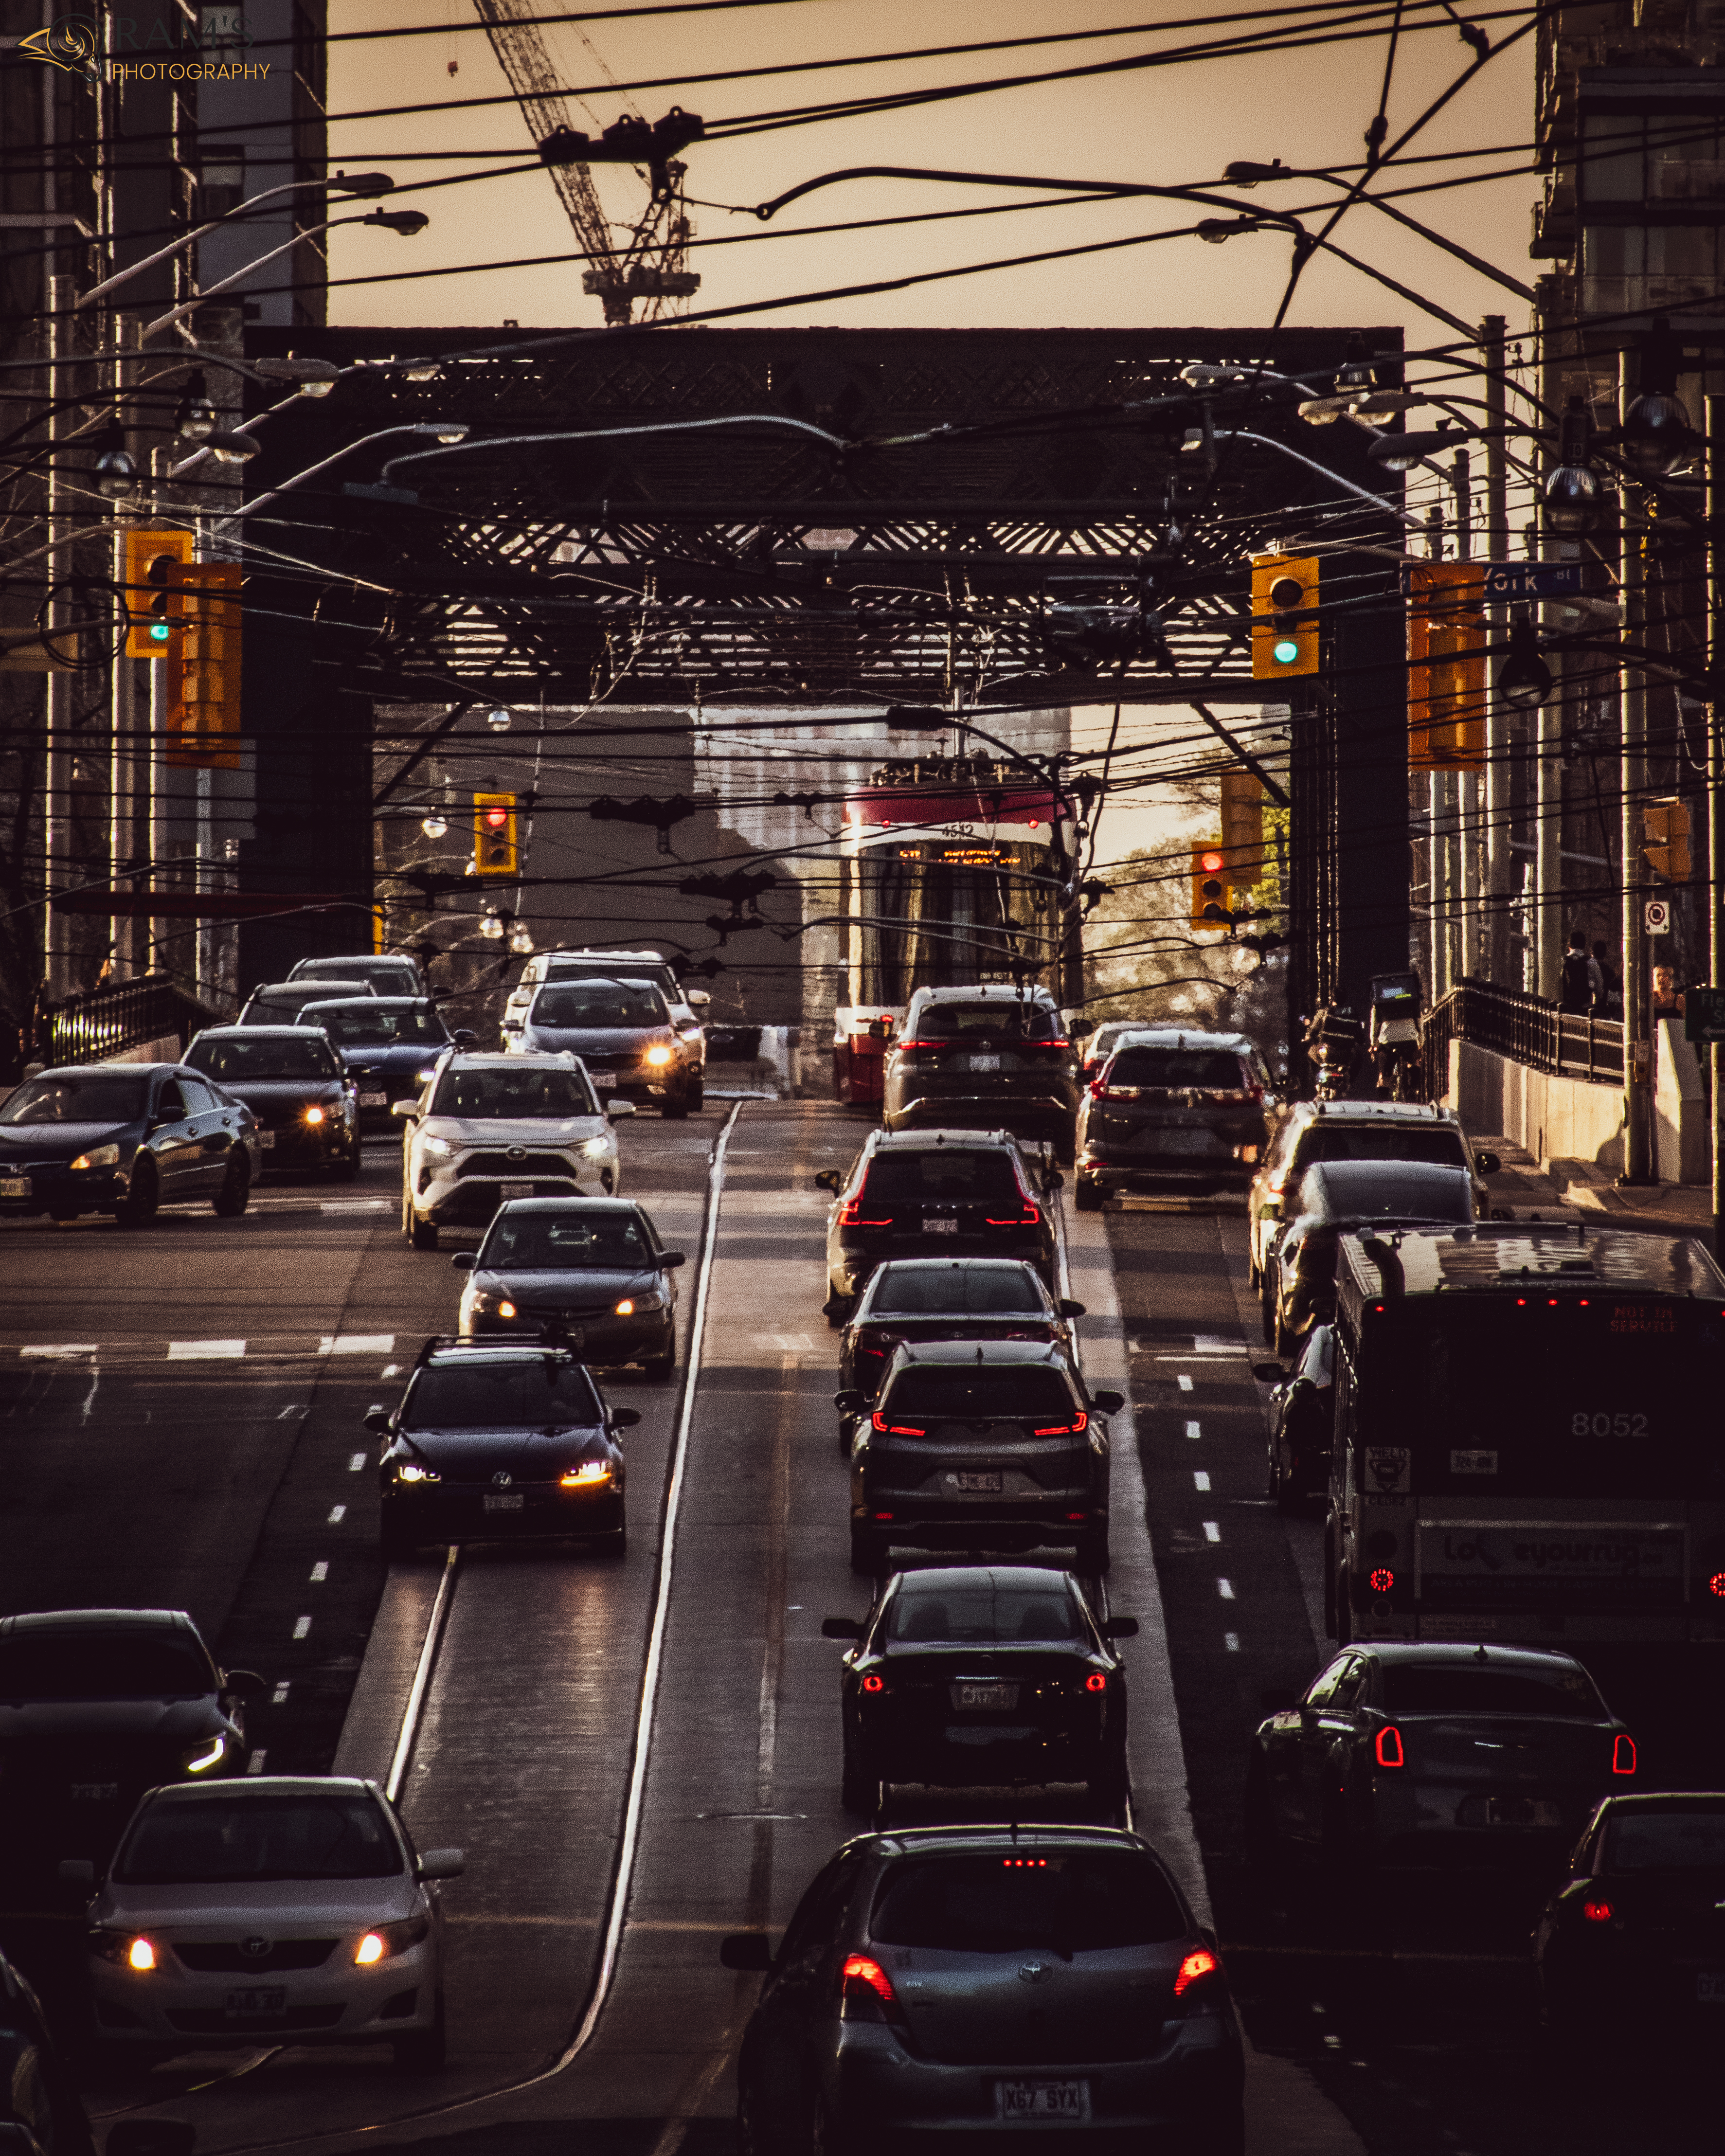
(474, 792, 520, 876)
(1190, 844, 1231, 931)
(1251, 554, 1320, 678)
(123, 528, 194, 658)
(1644, 798, 1691, 881)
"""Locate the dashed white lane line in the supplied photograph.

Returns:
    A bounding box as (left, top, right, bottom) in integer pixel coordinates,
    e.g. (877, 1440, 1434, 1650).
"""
(348, 1453, 366, 1472)
(246, 1751, 268, 1774)
(169, 1338, 246, 1360)
(327, 1505, 347, 1524)
(381, 1363, 401, 1378)
(1193, 1470, 1211, 1491)
(1203, 1521, 1222, 1543)
(1177, 1374, 1194, 1392)
(319, 1333, 395, 1355)
(310, 1561, 329, 1583)
(1185, 1419, 1202, 1438)
(19, 1345, 98, 1358)
(271, 1683, 290, 1706)
(292, 1616, 312, 1639)
(1224, 1632, 1241, 1653)
(1218, 1578, 1237, 1600)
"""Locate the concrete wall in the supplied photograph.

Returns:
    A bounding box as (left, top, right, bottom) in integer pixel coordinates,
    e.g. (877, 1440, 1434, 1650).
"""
(1446, 1038, 1626, 1174)
(1655, 1017, 1708, 1186)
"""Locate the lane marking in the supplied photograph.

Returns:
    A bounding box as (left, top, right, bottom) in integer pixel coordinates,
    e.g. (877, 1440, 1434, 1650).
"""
(384, 1544, 461, 1805)
(381, 1363, 401, 1377)
(1177, 1374, 1193, 1392)
(246, 1751, 267, 1774)
(1193, 1471, 1211, 1491)
(277, 1405, 308, 1420)
(1224, 1632, 1240, 1653)
(319, 1332, 395, 1354)
(168, 1338, 246, 1360)
(271, 1684, 290, 1705)
(292, 1616, 311, 1639)
(1218, 1578, 1236, 1600)
(310, 1561, 328, 1582)
(320, 1200, 390, 1213)
(348, 1452, 365, 1472)
(19, 1345, 98, 1358)
(1185, 1419, 1202, 1438)
(1203, 1521, 1221, 1543)
(327, 1505, 346, 1525)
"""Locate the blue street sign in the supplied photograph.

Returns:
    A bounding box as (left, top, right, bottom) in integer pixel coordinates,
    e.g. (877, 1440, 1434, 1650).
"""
(1399, 562, 1583, 601)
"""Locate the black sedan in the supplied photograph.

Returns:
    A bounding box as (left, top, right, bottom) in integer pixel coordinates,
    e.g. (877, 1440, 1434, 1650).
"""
(1534, 1792, 1725, 2050)
(823, 1566, 1137, 1817)
(183, 1026, 360, 1178)
(0, 1062, 259, 1223)
(0, 1609, 262, 1872)
(301, 995, 462, 1130)
(370, 1340, 638, 1559)
(452, 1197, 684, 1379)
(1259, 1158, 1474, 1353)
(1257, 1324, 1334, 1513)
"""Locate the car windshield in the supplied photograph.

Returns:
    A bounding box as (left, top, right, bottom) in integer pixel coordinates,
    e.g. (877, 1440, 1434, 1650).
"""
(310, 1001, 449, 1047)
(297, 959, 417, 990)
(186, 1036, 339, 1082)
(431, 1066, 597, 1118)
(481, 1211, 653, 1270)
(1295, 1126, 1468, 1171)
(404, 1357, 602, 1428)
(533, 984, 668, 1029)
(1107, 1046, 1245, 1090)
(0, 1633, 211, 1701)
(882, 1367, 1076, 1419)
(871, 1852, 1184, 1952)
(1380, 1664, 1605, 1717)
(868, 1265, 1044, 1316)
(887, 1581, 1083, 1644)
(547, 961, 678, 999)
(861, 1151, 1022, 1206)
(910, 1002, 1060, 1041)
(0, 1074, 149, 1125)
(1607, 1810, 1725, 1870)
(246, 985, 374, 1021)
(1307, 1164, 1471, 1221)
(116, 1794, 403, 1884)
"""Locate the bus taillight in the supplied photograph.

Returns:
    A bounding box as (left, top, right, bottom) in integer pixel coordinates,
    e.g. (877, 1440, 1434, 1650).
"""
(1375, 1725, 1405, 1769)
(1612, 1733, 1637, 1776)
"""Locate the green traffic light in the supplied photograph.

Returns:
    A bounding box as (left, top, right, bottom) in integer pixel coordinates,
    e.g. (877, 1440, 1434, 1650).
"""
(1272, 636, 1300, 665)
(148, 622, 171, 642)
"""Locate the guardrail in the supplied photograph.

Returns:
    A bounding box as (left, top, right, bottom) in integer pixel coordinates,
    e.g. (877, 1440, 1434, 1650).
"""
(1422, 975, 1623, 1094)
(43, 975, 223, 1068)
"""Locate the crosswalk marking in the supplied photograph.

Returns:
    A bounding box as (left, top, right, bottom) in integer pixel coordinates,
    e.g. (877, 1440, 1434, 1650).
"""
(318, 1333, 395, 1355)
(168, 1339, 246, 1360)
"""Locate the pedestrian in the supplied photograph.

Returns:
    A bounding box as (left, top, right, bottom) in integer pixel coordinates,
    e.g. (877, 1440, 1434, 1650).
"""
(1558, 931, 1599, 1016)
(1652, 965, 1685, 1020)
(1590, 939, 1622, 1020)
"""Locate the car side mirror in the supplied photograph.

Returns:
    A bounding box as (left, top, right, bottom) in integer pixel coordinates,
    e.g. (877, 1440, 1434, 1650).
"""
(107, 2124, 197, 2156)
(814, 1169, 843, 1194)
(416, 1848, 465, 1881)
(57, 1858, 95, 1891)
(686, 989, 712, 1006)
(1252, 1361, 1286, 1384)
(364, 1405, 393, 1435)
(390, 1098, 418, 1121)
(607, 1099, 637, 1120)
(222, 1669, 266, 1701)
(821, 1617, 863, 1639)
(833, 1390, 866, 1417)
(609, 1408, 642, 1430)
(659, 1251, 686, 1270)
(1071, 1019, 1094, 1039)
(1090, 1389, 1124, 1415)
(1475, 1151, 1500, 1175)
(1259, 1685, 1297, 1713)
(1057, 1298, 1086, 1319)
(1042, 1169, 1064, 1194)
(1101, 1616, 1138, 1639)
(719, 1932, 772, 1972)
(450, 1251, 476, 1272)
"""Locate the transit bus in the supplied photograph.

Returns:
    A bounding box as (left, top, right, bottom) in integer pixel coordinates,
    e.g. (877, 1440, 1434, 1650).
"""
(1325, 1224, 1725, 1653)
(831, 757, 1078, 1104)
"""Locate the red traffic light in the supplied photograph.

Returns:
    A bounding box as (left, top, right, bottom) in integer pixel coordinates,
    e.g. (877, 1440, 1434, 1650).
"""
(1198, 849, 1226, 874)
(484, 807, 509, 829)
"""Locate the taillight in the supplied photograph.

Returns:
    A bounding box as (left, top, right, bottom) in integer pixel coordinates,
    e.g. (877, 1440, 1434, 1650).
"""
(1172, 1946, 1219, 1998)
(839, 1199, 891, 1227)
(1084, 1672, 1107, 1693)
(840, 1953, 903, 2020)
(1033, 1411, 1088, 1436)
(986, 1205, 1041, 1227)
(1612, 1733, 1636, 1776)
(1375, 1725, 1405, 1769)
(861, 1672, 885, 1694)
(1369, 1568, 1395, 1595)
(872, 1411, 926, 1436)
(1582, 1898, 1614, 1924)
(1709, 1570, 1725, 1599)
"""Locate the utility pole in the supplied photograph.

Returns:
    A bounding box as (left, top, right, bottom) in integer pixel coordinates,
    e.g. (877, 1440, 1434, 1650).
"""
(1452, 444, 1479, 980)
(1481, 315, 1510, 986)
(1620, 344, 1655, 1184)
(1708, 395, 1725, 1256)
(43, 274, 75, 1003)
(108, 317, 144, 980)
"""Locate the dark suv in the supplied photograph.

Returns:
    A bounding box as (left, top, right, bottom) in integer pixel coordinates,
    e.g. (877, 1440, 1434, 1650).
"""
(1073, 1029, 1274, 1209)
(881, 985, 1079, 1156)
(843, 1339, 1121, 1576)
(818, 1131, 1060, 1317)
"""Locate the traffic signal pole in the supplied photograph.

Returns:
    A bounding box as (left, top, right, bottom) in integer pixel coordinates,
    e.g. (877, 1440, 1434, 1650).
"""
(1621, 347, 1655, 1185)
(1482, 315, 1511, 987)
(1708, 395, 1725, 1257)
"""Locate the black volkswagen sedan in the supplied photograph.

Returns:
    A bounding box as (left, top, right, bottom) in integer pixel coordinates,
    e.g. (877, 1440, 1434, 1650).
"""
(301, 996, 459, 1130)
(823, 1566, 1136, 1815)
(845, 1340, 1122, 1576)
(370, 1340, 637, 1558)
(513, 977, 696, 1116)
(183, 1026, 359, 1177)
(0, 1062, 259, 1223)
(451, 1197, 683, 1379)
(0, 1610, 262, 1871)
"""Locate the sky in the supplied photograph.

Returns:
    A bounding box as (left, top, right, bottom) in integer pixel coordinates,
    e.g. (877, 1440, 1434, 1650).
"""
(324, 0, 1541, 348)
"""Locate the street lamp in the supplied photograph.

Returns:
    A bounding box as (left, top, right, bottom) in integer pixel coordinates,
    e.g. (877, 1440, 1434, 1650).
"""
(173, 372, 217, 443)
(1545, 395, 1601, 534)
(1368, 428, 1457, 473)
(486, 707, 513, 733)
(205, 430, 261, 466)
(1621, 389, 1693, 480)
(218, 421, 468, 524)
(1496, 617, 1552, 711)
(143, 208, 429, 341)
(93, 423, 138, 500)
(252, 358, 341, 400)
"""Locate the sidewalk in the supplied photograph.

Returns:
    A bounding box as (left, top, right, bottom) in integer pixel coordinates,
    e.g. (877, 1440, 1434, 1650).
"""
(1476, 1133, 1717, 1242)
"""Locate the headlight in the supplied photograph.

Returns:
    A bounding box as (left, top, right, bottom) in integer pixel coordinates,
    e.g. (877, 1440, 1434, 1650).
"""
(394, 1461, 440, 1484)
(182, 1735, 226, 1775)
(579, 1136, 612, 1158)
(644, 1043, 675, 1067)
(90, 1932, 156, 1971)
(416, 1068, 437, 1085)
(304, 1106, 326, 1126)
(69, 1143, 120, 1170)
(559, 1460, 613, 1487)
(420, 1135, 454, 1158)
(614, 1291, 663, 1315)
(354, 1916, 429, 1966)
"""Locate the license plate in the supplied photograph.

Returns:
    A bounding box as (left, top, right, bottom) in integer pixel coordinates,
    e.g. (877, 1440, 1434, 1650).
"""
(70, 1782, 118, 1802)
(359, 1091, 388, 1107)
(1697, 1972, 1725, 2004)
(953, 1470, 1002, 1492)
(258, 1131, 275, 1149)
(588, 1071, 616, 1087)
(997, 2080, 1089, 2122)
(0, 1177, 29, 1199)
(952, 1681, 1018, 1711)
(225, 1988, 287, 2016)
(483, 1493, 525, 1512)
(922, 1216, 958, 1235)
(969, 1052, 1002, 1073)
(500, 1181, 534, 1199)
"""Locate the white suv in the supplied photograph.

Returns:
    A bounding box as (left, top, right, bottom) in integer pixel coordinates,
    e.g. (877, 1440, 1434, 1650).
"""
(501, 949, 709, 1103)
(395, 1052, 633, 1251)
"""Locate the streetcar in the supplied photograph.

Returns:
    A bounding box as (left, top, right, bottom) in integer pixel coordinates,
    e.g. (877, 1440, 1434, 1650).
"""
(831, 757, 1079, 1104)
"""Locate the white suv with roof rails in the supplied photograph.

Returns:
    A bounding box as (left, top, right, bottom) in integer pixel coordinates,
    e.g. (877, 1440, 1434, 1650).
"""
(501, 948, 708, 1104)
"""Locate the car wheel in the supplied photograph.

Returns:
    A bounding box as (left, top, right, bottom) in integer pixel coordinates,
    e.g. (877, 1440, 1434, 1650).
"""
(380, 1516, 416, 1563)
(599, 1526, 627, 1560)
(643, 1348, 676, 1384)
(1259, 1270, 1278, 1345)
(849, 1527, 883, 1577)
(1086, 1744, 1129, 1815)
(328, 1145, 359, 1182)
(688, 1076, 704, 1112)
(1273, 1303, 1298, 1359)
(1073, 1176, 1103, 1212)
(662, 1092, 690, 1120)
(841, 1734, 872, 1815)
(113, 1157, 160, 1227)
(410, 1213, 439, 1252)
(391, 1989, 446, 2072)
(1076, 1532, 1111, 1577)
(1243, 1755, 1279, 1880)
(1333, 1566, 1353, 1648)
(212, 1150, 251, 1217)
(837, 1417, 856, 1460)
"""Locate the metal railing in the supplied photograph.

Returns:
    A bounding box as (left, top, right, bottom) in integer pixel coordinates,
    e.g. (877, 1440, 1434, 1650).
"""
(1422, 975, 1623, 1095)
(44, 976, 223, 1069)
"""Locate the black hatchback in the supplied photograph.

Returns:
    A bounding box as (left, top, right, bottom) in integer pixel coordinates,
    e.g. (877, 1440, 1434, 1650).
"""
(369, 1341, 638, 1559)
(818, 1130, 1060, 1316)
(881, 984, 1079, 1156)
(846, 1340, 1122, 1576)
(823, 1566, 1137, 1816)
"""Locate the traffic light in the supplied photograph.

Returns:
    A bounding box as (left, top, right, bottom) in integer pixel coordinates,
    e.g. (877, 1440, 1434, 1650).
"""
(1406, 562, 1486, 770)
(1220, 770, 1264, 887)
(1644, 798, 1691, 881)
(123, 528, 194, 657)
(1251, 554, 1320, 678)
(1190, 844, 1231, 931)
(474, 792, 519, 876)
(164, 563, 241, 770)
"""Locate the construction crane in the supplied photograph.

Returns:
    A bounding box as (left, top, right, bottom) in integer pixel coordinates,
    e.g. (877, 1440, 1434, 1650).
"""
(472, 0, 700, 327)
